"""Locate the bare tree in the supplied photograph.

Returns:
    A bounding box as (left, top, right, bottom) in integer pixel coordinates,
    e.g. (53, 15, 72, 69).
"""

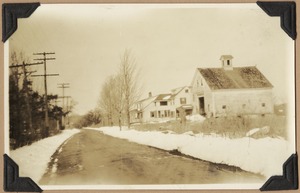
(119, 49, 141, 129)
(98, 49, 141, 130)
(113, 74, 125, 130)
(98, 75, 124, 129)
(98, 76, 115, 126)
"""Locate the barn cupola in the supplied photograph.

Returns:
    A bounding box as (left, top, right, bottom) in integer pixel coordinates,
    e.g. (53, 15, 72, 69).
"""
(220, 55, 233, 70)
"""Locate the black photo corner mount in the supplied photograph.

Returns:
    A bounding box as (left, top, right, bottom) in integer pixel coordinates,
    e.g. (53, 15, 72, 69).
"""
(3, 154, 43, 192)
(257, 1, 297, 40)
(2, 2, 40, 43)
(260, 153, 298, 191)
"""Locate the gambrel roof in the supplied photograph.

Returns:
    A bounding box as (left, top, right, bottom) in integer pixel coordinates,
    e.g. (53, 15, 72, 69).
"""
(198, 66, 273, 90)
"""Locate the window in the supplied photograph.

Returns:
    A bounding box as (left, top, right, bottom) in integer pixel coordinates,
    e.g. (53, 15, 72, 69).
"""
(150, 112, 155, 118)
(242, 104, 246, 108)
(222, 105, 226, 109)
(201, 79, 203, 86)
(138, 112, 143, 119)
(170, 111, 174, 117)
(185, 89, 189, 93)
(158, 111, 161, 118)
(180, 98, 186, 104)
(262, 103, 266, 107)
(164, 110, 168, 117)
(160, 101, 168, 106)
(227, 60, 230, 65)
(154, 102, 156, 106)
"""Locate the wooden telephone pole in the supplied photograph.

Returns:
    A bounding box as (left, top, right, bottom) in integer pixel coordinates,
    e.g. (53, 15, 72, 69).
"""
(32, 52, 59, 137)
(58, 83, 71, 128)
(65, 96, 72, 126)
(57, 83, 70, 111)
(9, 62, 43, 136)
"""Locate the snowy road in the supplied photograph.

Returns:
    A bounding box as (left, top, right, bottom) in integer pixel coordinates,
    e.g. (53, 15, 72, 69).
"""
(39, 129, 263, 185)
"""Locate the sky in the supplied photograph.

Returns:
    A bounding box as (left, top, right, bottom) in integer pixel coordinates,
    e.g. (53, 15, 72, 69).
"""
(8, 4, 294, 115)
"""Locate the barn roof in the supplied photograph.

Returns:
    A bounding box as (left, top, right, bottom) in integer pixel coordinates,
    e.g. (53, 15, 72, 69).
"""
(198, 66, 273, 90)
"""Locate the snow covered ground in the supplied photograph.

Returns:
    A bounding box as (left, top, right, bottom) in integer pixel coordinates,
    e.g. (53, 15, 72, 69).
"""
(6, 125, 293, 185)
(9, 129, 81, 183)
(186, 114, 206, 122)
(87, 126, 292, 178)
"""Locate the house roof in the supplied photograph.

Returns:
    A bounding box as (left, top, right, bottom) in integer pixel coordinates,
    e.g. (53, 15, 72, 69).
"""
(155, 94, 172, 101)
(198, 66, 273, 90)
(155, 86, 191, 101)
(171, 87, 185, 94)
(130, 95, 157, 111)
(138, 95, 157, 103)
(170, 87, 186, 99)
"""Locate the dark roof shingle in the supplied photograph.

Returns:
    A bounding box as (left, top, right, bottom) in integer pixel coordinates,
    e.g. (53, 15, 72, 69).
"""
(198, 66, 273, 90)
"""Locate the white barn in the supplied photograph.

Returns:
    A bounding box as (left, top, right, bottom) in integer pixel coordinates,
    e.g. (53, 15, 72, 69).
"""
(191, 55, 274, 117)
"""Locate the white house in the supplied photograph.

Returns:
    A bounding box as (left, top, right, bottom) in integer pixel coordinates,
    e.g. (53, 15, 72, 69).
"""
(130, 92, 157, 124)
(191, 55, 274, 117)
(130, 86, 193, 123)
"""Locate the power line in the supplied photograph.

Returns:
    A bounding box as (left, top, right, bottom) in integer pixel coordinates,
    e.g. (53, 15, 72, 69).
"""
(32, 52, 59, 137)
(31, 74, 59, 77)
(9, 62, 43, 68)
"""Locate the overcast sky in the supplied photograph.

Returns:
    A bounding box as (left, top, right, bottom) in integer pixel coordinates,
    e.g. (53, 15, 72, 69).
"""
(8, 4, 294, 115)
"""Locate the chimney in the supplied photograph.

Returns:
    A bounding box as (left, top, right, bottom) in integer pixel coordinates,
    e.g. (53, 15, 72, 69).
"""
(220, 55, 233, 70)
(148, 92, 152, 98)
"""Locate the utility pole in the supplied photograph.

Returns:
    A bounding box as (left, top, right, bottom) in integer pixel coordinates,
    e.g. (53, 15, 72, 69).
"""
(57, 83, 70, 111)
(66, 96, 71, 126)
(58, 83, 70, 128)
(32, 52, 58, 137)
(9, 62, 43, 137)
(57, 95, 71, 128)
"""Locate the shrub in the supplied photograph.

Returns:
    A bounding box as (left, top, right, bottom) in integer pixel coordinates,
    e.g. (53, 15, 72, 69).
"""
(132, 114, 287, 139)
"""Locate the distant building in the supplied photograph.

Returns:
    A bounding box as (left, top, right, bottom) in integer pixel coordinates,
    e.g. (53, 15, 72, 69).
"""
(130, 86, 193, 124)
(191, 55, 274, 117)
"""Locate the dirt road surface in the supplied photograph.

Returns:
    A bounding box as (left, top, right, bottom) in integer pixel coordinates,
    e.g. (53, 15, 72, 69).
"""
(39, 129, 264, 185)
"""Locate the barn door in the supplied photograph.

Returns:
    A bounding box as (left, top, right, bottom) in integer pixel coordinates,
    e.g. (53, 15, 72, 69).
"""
(199, 97, 205, 115)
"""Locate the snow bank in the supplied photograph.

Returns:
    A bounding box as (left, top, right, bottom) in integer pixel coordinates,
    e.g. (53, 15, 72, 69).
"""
(9, 129, 81, 183)
(88, 127, 290, 178)
(186, 114, 206, 122)
(246, 126, 270, 137)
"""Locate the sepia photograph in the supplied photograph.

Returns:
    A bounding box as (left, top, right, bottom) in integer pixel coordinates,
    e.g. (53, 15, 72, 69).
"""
(3, 3, 296, 190)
